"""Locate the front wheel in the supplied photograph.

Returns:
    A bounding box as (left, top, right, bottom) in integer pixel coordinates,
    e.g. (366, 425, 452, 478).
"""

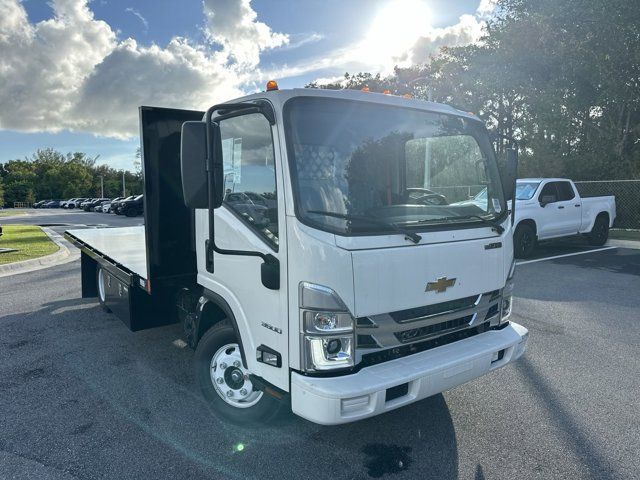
(514, 223, 537, 259)
(588, 215, 609, 246)
(194, 321, 285, 425)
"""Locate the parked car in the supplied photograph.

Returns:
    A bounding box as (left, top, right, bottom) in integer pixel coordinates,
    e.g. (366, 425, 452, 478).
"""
(225, 192, 271, 228)
(93, 200, 112, 212)
(79, 198, 96, 210)
(67, 198, 87, 209)
(62, 198, 78, 208)
(119, 194, 144, 217)
(84, 198, 110, 212)
(33, 200, 51, 208)
(513, 178, 616, 258)
(112, 196, 134, 214)
(101, 197, 121, 213)
(43, 200, 63, 208)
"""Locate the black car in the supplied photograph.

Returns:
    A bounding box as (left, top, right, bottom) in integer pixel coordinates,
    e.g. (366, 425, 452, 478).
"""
(84, 198, 110, 212)
(43, 200, 63, 208)
(119, 194, 144, 217)
(33, 200, 51, 208)
(112, 196, 134, 214)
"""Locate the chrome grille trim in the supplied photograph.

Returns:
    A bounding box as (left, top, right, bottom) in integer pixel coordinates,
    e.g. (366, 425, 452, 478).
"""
(355, 290, 502, 361)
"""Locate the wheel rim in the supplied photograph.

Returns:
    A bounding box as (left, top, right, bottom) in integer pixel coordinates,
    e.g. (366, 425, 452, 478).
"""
(97, 268, 106, 302)
(594, 221, 607, 241)
(210, 343, 263, 408)
(520, 231, 532, 254)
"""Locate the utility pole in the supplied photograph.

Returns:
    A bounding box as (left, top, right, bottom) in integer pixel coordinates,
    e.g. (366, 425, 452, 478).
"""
(100, 175, 104, 198)
(122, 171, 126, 197)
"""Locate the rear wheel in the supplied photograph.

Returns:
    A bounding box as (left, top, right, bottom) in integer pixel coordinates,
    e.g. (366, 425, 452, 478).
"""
(194, 320, 285, 425)
(96, 266, 111, 312)
(588, 215, 609, 246)
(514, 223, 537, 259)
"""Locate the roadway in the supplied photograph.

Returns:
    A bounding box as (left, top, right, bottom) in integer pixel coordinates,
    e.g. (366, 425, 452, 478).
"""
(0, 210, 638, 479)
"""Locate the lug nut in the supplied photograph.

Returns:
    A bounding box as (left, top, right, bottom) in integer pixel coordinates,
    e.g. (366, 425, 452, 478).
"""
(233, 360, 241, 367)
(239, 388, 247, 396)
(216, 377, 224, 384)
(226, 390, 234, 397)
(220, 362, 227, 370)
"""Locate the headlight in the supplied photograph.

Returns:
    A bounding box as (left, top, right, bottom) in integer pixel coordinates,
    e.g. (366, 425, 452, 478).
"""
(299, 282, 354, 371)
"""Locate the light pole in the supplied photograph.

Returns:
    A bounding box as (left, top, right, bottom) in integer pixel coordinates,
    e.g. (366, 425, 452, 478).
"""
(100, 175, 104, 198)
(122, 171, 126, 197)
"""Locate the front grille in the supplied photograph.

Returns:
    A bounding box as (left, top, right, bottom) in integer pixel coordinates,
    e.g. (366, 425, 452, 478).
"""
(360, 322, 491, 368)
(389, 295, 479, 322)
(355, 290, 503, 362)
(393, 315, 473, 343)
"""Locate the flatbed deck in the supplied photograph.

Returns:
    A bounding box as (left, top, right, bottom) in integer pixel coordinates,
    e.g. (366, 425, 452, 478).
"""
(65, 226, 147, 280)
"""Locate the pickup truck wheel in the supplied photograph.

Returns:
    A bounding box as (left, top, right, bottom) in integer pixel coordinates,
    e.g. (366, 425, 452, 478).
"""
(514, 224, 536, 259)
(195, 321, 284, 425)
(96, 266, 111, 312)
(588, 216, 609, 246)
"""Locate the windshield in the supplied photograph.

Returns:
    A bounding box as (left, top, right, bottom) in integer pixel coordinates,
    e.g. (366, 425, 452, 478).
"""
(516, 182, 540, 200)
(284, 97, 505, 236)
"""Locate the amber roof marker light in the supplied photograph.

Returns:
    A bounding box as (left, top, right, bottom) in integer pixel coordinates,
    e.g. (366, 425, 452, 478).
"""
(266, 80, 279, 91)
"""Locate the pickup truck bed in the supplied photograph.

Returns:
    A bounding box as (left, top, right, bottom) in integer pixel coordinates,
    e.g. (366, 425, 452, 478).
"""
(66, 226, 147, 280)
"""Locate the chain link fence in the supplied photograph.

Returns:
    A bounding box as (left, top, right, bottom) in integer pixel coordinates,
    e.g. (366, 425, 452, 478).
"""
(574, 180, 640, 229)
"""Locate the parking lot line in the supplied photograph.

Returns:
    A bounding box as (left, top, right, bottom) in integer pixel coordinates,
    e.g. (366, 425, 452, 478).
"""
(516, 246, 617, 265)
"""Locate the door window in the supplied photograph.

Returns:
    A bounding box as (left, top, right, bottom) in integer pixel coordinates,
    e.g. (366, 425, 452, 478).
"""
(219, 113, 279, 248)
(556, 181, 575, 201)
(538, 182, 558, 204)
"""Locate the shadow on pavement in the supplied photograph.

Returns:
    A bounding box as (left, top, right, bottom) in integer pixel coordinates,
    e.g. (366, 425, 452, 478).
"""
(0, 297, 460, 480)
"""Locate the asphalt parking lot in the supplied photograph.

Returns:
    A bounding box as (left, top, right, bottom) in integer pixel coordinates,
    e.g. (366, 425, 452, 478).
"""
(1, 210, 639, 480)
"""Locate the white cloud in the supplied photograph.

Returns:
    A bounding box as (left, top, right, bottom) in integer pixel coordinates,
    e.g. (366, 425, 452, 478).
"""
(203, 0, 288, 66)
(0, 0, 286, 139)
(268, 1, 492, 82)
(405, 13, 485, 65)
(125, 7, 148, 31)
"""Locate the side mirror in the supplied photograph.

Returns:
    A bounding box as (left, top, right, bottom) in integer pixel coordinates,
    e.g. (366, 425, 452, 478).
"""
(539, 195, 556, 207)
(181, 121, 208, 209)
(501, 148, 518, 202)
(180, 121, 224, 209)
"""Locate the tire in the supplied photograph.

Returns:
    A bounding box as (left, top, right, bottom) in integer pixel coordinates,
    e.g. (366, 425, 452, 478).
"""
(194, 320, 285, 425)
(124, 208, 136, 217)
(96, 266, 111, 312)
(514, 223, 537, 259)
(588, 215, 609, 246)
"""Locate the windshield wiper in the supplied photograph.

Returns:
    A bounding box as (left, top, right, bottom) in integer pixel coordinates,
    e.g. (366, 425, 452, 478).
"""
(433, 214, 505, 234)
(307, 210, 422, 244)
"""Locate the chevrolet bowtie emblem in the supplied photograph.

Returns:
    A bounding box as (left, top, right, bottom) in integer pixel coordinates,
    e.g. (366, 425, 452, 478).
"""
(426, 277, 456, 293)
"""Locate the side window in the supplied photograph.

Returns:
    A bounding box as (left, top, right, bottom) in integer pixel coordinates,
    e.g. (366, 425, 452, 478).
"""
(538, 182, 558, 203)
(556, 181, 575, 201)
(219, 113, 279, 248)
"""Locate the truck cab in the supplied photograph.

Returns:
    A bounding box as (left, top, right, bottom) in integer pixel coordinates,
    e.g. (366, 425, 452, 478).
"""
(67, 87, 528, 425)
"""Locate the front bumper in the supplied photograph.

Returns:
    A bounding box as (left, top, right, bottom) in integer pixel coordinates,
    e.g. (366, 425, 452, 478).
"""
(291, 322, 528, 425)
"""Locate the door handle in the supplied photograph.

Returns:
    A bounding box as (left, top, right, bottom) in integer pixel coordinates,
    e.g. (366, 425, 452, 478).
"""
(558, 205, 565, 209)
(574, 204, 580, 207)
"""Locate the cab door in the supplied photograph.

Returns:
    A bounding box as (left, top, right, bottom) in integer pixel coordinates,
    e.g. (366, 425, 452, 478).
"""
(536, 181, 561, 238)
(197, 111, 289, 391)
(554, 181, 581, 234)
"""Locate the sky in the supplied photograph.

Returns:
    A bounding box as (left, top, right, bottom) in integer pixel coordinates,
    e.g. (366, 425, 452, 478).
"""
(0, 0, 496, 171)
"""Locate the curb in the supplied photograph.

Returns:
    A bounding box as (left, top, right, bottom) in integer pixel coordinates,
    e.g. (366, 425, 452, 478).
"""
(608, 238, 640, 250)
(0, 227, 80, 278)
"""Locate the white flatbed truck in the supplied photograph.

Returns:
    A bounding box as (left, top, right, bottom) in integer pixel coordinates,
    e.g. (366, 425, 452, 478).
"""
(65, 87, 528, 425)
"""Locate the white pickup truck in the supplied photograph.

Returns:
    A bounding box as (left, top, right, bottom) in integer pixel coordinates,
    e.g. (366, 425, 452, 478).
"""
(511, 178, 616, 258)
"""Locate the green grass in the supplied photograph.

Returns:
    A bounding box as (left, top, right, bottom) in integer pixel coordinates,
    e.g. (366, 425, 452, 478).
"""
(610, 229, 640, 241)
(0, 209, 28, 218)
(0, 225, 59, 265)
